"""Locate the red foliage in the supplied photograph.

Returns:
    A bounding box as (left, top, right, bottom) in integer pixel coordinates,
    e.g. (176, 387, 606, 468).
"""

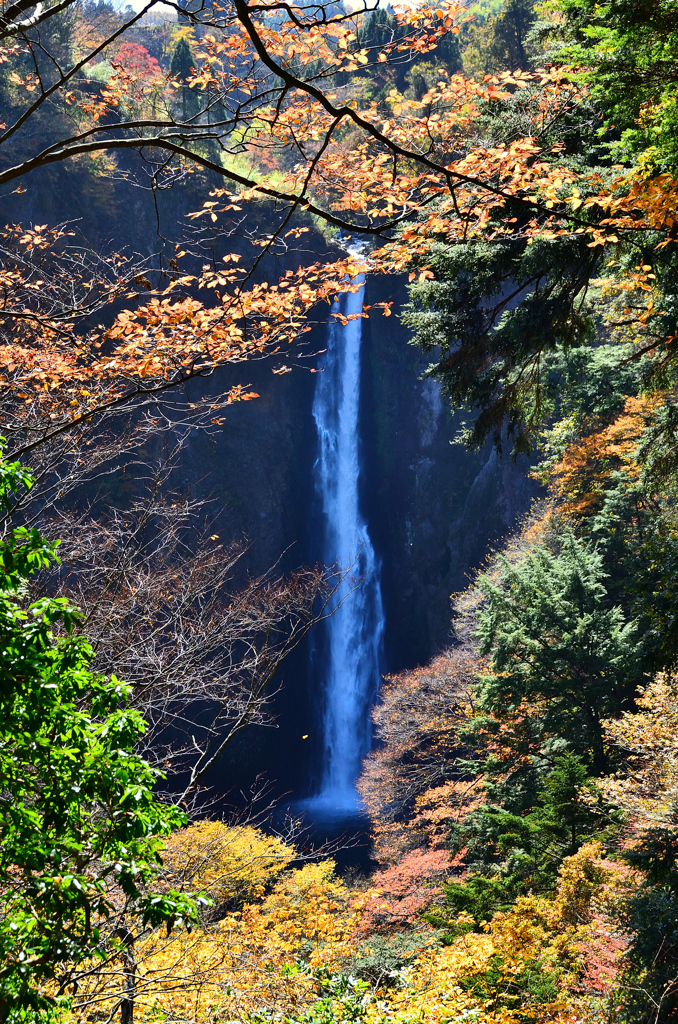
(112, 43, 164, 97)
(356, 849, 451, 934)
(114, 42, 162, 77)
(576, 928, 628, 997)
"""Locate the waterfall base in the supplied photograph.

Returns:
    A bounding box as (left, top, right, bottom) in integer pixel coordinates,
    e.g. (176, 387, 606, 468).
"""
(295, 788, 364, 822)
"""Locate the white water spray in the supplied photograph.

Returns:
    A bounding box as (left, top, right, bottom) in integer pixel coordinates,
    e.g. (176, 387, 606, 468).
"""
(310, 278, 385, 815)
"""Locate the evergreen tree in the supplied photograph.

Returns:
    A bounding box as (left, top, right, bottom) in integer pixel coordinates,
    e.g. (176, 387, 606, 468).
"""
(477, 533, 641, 773)
(553, 0, 678, 172)
(170, 36, 194, 82)
(451, 755, 607, 891)
(170, 37, 195, 119)
(462, 0, 538, 77)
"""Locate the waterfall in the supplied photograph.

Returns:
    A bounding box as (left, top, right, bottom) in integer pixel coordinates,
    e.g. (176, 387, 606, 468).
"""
(310, 277, 385, 815)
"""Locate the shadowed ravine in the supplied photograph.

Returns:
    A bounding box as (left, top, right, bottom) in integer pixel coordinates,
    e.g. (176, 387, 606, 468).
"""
(188, 274, 538, 820)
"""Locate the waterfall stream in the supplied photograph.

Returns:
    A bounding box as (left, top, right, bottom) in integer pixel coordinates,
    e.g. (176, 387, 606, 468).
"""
(309, 278, 385, 816)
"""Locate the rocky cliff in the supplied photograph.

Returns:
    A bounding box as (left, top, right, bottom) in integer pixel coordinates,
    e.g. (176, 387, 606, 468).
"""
(177, 272, 540, 801)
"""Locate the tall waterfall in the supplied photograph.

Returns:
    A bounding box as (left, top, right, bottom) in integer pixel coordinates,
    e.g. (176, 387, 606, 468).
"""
(311, 278, 385, 815)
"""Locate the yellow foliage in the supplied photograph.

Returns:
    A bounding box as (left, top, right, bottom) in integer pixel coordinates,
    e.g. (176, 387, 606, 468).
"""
(162, 820, 295, 908)
(245, 860, 356, 965)
(546, 394, 662, 518)
(599, 671, 678, 831)
(65, 858, 356, 1024)
(165, 22, 198, 57)
(61, 843, 635, 1024)
(370, 918, 568, 1024)
(61, 823, 634, 1024)
(550, 843, 613, 927)
(370, 844, 631, 1024)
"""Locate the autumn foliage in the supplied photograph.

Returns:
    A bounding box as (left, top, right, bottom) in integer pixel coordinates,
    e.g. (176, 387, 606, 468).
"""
(3, 0, 678, 452)
(8, 1, 678, 1023)
(358, 649, 480, 862)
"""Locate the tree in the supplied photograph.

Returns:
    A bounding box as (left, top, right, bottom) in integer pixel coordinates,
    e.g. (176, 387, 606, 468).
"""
(355, 849, 451, 934)
(113, 41, 164, 98)
(530, 753, 597, 857)
(461, 0, 539, 77)
(550, 0, 678, 173)
(0, 0, 673, 465)
(169, 36, 194, 117)
(402, 233, 601, 453)
(357, 648, 480, 863)
(0, 451, 196, 1021)
(476, 532, 641, 773)
(455, 753, 606, 891)
(35, 449, 339, 802)
(396, 0, 678, 455)
(66, 858, 358, 1022)
(169, 36, 193, 81)
(162, 820, 295, 914)
(592, 673, 678, 1022)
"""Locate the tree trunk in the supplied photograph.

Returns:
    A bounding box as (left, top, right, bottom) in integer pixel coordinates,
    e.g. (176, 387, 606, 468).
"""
(117, 927, 136, 1024)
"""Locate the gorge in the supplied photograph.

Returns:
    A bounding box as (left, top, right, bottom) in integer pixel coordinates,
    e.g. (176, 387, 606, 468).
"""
(6, 4, 678, 1018)
(0, 149, 539, 822)
(184, 270, 540, 817)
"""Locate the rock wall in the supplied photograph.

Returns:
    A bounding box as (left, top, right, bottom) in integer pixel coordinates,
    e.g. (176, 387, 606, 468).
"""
(178, 273, 540, 802)
(2, 163, 539, 799)
(362, 274, 539, 670)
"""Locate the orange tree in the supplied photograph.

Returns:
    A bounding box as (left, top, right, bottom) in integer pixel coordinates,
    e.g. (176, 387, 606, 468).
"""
(2, 0, 678, 469)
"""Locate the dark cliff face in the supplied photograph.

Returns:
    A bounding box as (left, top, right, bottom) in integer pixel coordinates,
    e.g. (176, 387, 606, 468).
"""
(179, 357, 318, 575)
(4, 163, 539, 803)
(183, 274, 540, 666)
(177, 273, 540, 803)
(361, 274, 540, 669)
